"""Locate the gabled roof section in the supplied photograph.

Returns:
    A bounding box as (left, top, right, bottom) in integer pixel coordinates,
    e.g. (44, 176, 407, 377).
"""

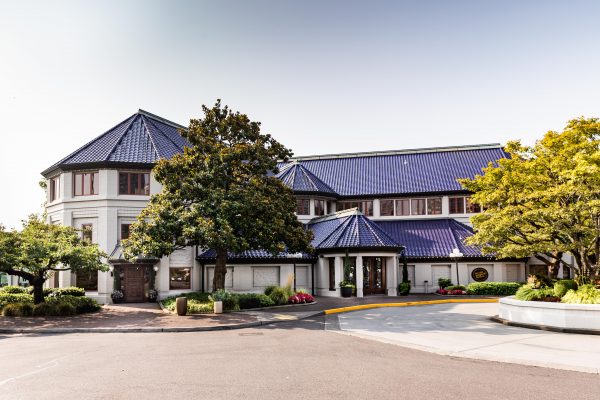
(281, 144, 506, 197)
(309, 209, 401, 250)
(375, 219, 488, 259)
(276, 162, 338, 196)
(42, 109, 189, 177)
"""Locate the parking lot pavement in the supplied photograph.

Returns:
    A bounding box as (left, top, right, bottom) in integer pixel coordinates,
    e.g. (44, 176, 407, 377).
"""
(335, 302, 600, 373)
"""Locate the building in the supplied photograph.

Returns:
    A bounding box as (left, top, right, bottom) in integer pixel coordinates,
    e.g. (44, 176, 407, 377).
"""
(35, 109, 558, 303)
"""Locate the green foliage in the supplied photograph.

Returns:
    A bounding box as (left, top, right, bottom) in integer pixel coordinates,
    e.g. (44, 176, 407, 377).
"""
(20, 302, 34, 317)
(268, 287, 292, 305)
(446, 285, 466, 291)
(398, 281, 411, 296)
(515, 285, 555, 301)
(562, 284, 600, 304)
(122, 101, 313, 291)
(526, 274, 553, 289)
(461, 118, 600, 280)
(161, 292, 213, 314)
(2, 303, 24, 317)
(209, 289, 239, 311)
(236, 293, 275, 309)
(0, 293, 33, 311)
(0, 285, 28, 294)
(553, 280, 578, 298)
(264, 285, 278, 296)
(28, 286, 86, 297)
(466, 282, 521, 296)
(33, 302, 56, 317)
(437, 277, 452, 289)
(339, 280, 356, 289)
(55, 302, 76, 316)
(45, 295, 101, 314)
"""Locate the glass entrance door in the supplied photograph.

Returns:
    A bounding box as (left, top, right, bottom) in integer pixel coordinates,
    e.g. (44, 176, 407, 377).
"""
(363, 257, 386, 295)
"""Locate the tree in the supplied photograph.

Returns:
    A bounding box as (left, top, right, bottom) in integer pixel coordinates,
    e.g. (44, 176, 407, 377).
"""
(123, 100, 313, 291)
(461, 118, 600, 282)
(0, 216, 107, 304)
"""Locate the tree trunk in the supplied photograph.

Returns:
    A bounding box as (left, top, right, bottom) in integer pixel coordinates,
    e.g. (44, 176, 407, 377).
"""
(212, 249, 228, 292)
(549, 253, 562, 279)
(32, 278, 45, 304)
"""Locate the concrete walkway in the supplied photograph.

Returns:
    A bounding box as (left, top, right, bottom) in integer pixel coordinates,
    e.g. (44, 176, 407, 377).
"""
(334, 302, 600, 373)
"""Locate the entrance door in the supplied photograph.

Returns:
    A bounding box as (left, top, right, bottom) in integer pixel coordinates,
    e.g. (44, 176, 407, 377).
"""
(363, 257, 386, 295)
(124, 267, 145, 303)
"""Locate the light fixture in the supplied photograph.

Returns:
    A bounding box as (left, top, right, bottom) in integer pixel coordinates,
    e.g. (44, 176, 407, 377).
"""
(108, 265, 114, 277)
(449, 248, 463, 285)
(153, 265, 159, 272)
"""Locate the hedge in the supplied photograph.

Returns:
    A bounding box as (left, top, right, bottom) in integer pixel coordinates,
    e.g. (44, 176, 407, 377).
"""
(0, 293, 33, 311)
(0, 286, 28, 294)
(237, 293, 275, 309)
(466, 282, 521, 296)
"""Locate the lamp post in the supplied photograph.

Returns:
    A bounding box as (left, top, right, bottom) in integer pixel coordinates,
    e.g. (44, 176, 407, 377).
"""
(449, 248, 463, 286)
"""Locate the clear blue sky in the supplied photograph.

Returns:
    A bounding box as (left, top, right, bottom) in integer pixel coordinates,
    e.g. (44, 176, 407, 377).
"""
(1, 0, 600, 229)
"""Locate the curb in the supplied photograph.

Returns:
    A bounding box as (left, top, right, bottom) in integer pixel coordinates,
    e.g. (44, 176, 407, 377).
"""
(323, 298, 499, 315)
(490, 315, 600, 336)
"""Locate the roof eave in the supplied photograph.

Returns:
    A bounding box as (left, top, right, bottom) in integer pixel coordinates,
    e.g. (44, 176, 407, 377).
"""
(41, 161, 157, 178)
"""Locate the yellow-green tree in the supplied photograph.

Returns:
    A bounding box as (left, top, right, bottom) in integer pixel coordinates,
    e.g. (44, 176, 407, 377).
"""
(461, 118, 600, 282)
(123, 101, 313, 291)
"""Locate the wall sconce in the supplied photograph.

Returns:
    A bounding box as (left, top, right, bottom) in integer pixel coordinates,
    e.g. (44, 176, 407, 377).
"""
(108, 265, 114, 277)
(153, 265, 159, 272)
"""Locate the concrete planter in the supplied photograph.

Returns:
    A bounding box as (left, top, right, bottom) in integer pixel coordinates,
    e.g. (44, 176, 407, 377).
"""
(175, 297, 188, 316)
(499, 296, 600, 330)
(213, 301, 223, 314)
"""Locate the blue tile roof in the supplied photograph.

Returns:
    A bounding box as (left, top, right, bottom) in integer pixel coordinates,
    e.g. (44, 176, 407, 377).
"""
(309, 209, 401, 250)
(197, 249, 315, 261)
(42, 110, 189, 176)
(276, 162, 337, 196)
(375, 219, 487, 259)
(280, 145, 506, 197)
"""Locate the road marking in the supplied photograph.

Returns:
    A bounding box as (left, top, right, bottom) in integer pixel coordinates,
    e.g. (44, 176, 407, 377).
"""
(323, 298, 498, 315)
(0, 358, 62, 386)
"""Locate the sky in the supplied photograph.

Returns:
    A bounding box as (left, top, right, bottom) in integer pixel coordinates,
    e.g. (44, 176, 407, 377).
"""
(1, 0, 600, 229)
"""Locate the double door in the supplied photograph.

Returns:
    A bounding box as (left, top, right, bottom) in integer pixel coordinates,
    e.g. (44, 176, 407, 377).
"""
(363, 257, 386, 295)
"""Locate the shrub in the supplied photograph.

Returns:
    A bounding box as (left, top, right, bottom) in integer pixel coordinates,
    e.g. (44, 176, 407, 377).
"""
(51, 287, 86, 297)
(45, 295, 101, 314)
(288, 292, 314, 304)
(437, 277, 452, 289)
(562, 285, 600, 304)
(0, 293, 33, 311)
(554, 280, 578, 298)
(56, 302, 77, 316)
(33, 302, 57, 317)
(515, 285, 555, 301)
(264, 285, 278, 297)
(20, 303, 34, 317)
(209, 289, 239, 311)
(268, 287, 291, 305)
(398, 281, 411, 296)
(526, 274, 552, 289)
(466, 282, 521, 296)
(2, 303, 24, 317)
(446, 285, 466, 291)
(161, 292, 212, 313)
(237, 293, 275, 309)
(0, 285, 28, 294)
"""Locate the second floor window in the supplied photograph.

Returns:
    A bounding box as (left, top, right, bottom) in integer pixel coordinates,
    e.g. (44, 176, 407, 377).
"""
(427, 197, 442, 215)
(337, 200, 373, 216)
(380, 199, 394, 216)
(296, 198, 310, 215)
(49, 176, 60, 202)
(314, 199, 326, 216)
(73, 172, 99, 196)
(119, 172, 150, 195)
(121, 224, 131, 241)
(449, 196, 465, 214)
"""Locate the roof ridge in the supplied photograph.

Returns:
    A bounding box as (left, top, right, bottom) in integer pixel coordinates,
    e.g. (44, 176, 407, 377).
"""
(138, 109, 186, 129)
(309, 208, 360, 224)
(315, 214, 354, 248)
(104, 114, 139, 162)
(290, 143, 503, 161)
(358, 215, 389, 246)
(140, 115, 161, 160)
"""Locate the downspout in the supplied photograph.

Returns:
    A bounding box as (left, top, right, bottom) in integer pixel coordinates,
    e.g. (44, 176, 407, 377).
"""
(293, 263, 297, 292)
(311, 261, 315, 296)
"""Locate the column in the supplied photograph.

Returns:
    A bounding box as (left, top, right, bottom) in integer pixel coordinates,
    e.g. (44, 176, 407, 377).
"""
(356, 255, 363, 298)
(334, 256, 343, 296)
(387, 256, 398, 296)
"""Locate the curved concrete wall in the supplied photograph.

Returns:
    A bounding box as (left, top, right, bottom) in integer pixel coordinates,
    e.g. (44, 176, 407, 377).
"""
(499, 296, 600, 330)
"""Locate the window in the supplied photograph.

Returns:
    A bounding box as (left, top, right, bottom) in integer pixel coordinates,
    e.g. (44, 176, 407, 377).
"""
(121, 224, 131, 241)
(314, 199, 326, 216)
(466, 197, 481, 213)
(411, 199, 426, 215)
(449, 196, 465, 214)
(81, 224, 93, 243)
(0, 272, 8, 287)
(76, 270, 98, 291)
(328, 258, 335, 290)
(49, 176, 60, 202)
(395, 199, 410, 216)
(427, 197, 442, 215)
(119, 172, 150, 195)
(73, 172, 99, 196)
(170, 267, 191, 290)
(380, 199, 394, 216)
(337, 201, 374, 216)
(296, 198, 310, 215)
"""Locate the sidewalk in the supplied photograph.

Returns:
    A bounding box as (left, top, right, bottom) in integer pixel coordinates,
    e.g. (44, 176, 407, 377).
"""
(0, 294, 493, 334)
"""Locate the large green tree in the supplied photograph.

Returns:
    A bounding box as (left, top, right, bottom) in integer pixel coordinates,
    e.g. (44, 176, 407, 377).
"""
(123, 101, 313, 291)
(0, 216, 107, 303)
(461, 118, 600, 281)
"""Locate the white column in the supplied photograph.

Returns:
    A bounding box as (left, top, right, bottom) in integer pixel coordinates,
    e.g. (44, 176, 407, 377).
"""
(356, 255, 364, 298)
(158, 256, 170, 297)
(387, 256, 398, 296)
(334, 256, 343, 296)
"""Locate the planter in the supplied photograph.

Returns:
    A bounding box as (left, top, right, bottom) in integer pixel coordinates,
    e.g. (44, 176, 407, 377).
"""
(340, 287, 353, 298)
(112, 298, 123, 304)
(213, 300, 223, 314)
(175, 297, 188, 316)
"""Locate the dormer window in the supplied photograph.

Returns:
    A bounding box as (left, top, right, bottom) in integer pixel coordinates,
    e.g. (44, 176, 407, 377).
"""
(296, 198, 310, 215)
(314, 200, 326, 216)
(119, 172, 150, 195)
(73, 172, 99, 196)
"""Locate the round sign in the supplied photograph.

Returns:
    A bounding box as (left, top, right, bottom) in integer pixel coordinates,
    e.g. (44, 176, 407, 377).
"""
(471, 267, 489, 282)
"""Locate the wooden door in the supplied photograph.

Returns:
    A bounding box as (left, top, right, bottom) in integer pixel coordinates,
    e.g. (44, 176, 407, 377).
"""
(363, 257, 386, 295)
(124, 267, 145, 303)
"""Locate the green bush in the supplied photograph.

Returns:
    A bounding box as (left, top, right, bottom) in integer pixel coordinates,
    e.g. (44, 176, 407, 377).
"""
(2, 303, 24, 317)
(515, 285, 555, 301)
(562, 285, 600, 304)
(237, 293, 275, 309)
(446, 285, 466, 291)
(209, 289, 239, 311)
(51, 287, 86, 297)
(554, 280, 578, 298)
(45, 295, 101, 314)
(398, 282, 411, 296)
(264, 285, 278, 297)
(466, 282, 521, 296)
(437, 277, 452, 289)
(55, 302, 76, 316)
(161, 292, 212, 314)
(0, 285, 28, 294)
(33, 302, 57, 317)
(268, 287, 291, 305)
(526, 274, 553, 289)
(0, 293, 33, 311)
(20, 303, 34, 317)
